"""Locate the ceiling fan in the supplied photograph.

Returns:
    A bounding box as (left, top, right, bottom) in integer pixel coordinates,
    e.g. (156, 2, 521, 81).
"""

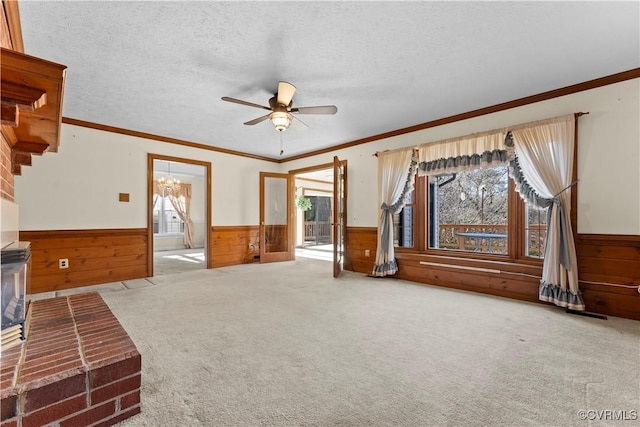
(221, 81, 337, 132)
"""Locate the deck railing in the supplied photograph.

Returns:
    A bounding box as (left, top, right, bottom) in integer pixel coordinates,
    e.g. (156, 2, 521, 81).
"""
(304, 221, 332, 245)
(437, 224, 546, 254)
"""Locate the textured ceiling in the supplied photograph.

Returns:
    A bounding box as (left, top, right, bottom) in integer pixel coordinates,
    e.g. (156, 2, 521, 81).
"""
(18, 1, 640, 160)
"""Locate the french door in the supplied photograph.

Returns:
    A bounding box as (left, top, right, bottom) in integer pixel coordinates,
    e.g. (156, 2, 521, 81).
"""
(259, 172, 293, 263)
(333, 156, 347, 277)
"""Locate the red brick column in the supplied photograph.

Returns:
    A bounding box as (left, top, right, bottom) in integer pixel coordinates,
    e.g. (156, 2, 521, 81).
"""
(1, 292, 141, 426)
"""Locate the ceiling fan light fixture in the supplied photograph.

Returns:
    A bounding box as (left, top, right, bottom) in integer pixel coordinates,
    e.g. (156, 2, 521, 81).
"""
(270, 111, 291, 132)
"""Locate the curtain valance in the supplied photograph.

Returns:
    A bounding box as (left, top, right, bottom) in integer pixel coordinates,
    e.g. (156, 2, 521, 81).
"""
(415, 130, 509, 176)
(417, 131, 507, 161)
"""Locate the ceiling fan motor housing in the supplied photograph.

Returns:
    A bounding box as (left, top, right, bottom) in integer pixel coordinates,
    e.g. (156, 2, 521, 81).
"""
(221, 81, 336, 134)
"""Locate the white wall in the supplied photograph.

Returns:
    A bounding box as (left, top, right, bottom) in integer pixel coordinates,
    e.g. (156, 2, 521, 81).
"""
(188, 173, 206, 247)
(15, 124, 280, 230)
(1, 198, 19, 248)
(14, 79, 640, 236)
(284, 79, 640, 235)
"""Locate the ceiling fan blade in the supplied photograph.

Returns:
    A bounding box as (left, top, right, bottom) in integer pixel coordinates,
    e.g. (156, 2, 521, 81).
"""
(221, 97, 271, 111)
(290, 105, 338, 115)
(277, 81, 296, 106)
(244, 114, 271, 125)
(291, 115, 309, 128)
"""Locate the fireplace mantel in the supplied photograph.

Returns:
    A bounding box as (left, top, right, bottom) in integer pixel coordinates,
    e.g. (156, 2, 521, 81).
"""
(0, 47, 67, 176)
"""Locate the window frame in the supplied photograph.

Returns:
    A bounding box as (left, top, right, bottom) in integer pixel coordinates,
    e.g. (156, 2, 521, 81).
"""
(153, 194, 185, 236)
(395, 172, 550, 266)
(393, 182, 418, 250)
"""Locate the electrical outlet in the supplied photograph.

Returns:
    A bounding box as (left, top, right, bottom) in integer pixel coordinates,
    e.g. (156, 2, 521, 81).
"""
(59, 258, 69, 269)
(365, 249, 370, 257)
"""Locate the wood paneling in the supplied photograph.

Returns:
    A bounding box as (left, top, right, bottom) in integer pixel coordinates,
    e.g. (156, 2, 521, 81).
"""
(345, 227, 640, 320)
(395, 254, 541, 303)
(345, 227, 377, 274)
(19, 229, 148, 294)
(576, 234, 640, 320)
(210, 226, 259, 268)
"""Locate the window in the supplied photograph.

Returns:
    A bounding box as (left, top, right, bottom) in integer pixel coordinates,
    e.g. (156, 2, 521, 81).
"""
(428, 166, 509, 254)
(153, 195, 184, 235)
(393, 164, 548, 263)
(394, 190, 414, 248)
(525, 204, 547, 258)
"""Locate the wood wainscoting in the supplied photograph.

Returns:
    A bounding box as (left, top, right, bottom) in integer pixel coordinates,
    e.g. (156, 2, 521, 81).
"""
(344, 227, 640, 320)
(19, 229, 148, 294)
(345, 226, 377, 274)
(210, 226, 259, 268)
(576, 234, 640, 320)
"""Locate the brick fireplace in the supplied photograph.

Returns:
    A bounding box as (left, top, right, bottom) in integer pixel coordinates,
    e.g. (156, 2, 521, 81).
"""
(0, 292, 141, 426)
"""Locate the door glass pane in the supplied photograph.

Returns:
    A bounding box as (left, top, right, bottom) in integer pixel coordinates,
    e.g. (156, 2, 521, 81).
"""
(264, 176, 288, 254)
(336, 163, 344, 262)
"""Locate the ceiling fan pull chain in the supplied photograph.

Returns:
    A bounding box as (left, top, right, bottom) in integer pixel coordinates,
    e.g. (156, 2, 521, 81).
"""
(279, 132, 284, 156)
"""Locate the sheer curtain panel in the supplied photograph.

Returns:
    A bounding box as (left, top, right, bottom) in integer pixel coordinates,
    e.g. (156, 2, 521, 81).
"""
(168, 183, 195, 249)
(372, 149, 418, 277)
(509, 115, 584, 310)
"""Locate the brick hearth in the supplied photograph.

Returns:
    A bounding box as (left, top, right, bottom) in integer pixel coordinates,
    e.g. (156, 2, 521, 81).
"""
(1, 292, 141, 427)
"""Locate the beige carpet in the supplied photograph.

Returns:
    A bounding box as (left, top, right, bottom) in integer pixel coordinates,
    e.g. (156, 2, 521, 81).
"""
(153, 248, 206, 276)
(101, 257, 639, 426)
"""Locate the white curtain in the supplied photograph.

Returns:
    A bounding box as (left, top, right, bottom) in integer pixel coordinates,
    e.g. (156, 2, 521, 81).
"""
(372, 149, 417, 277)
(510, 114, 584, 310)
(168, 184, 194, 249)
(153, 181, 195, 249)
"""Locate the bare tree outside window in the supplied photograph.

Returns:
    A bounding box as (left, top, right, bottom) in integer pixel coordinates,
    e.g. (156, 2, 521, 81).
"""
(430, 166, 509, 253)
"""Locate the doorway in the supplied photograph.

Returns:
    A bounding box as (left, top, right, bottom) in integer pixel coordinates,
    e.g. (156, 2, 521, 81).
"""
(290, 163, 335, 262)
(148, 154, 212, 276)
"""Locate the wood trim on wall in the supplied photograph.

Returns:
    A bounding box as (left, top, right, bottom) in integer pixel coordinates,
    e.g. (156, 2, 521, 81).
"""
(20, 228, 148, 294)
(288, 162, 334, 175)
(64, 117, 279, 163)
(210, 225, 260, 268)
